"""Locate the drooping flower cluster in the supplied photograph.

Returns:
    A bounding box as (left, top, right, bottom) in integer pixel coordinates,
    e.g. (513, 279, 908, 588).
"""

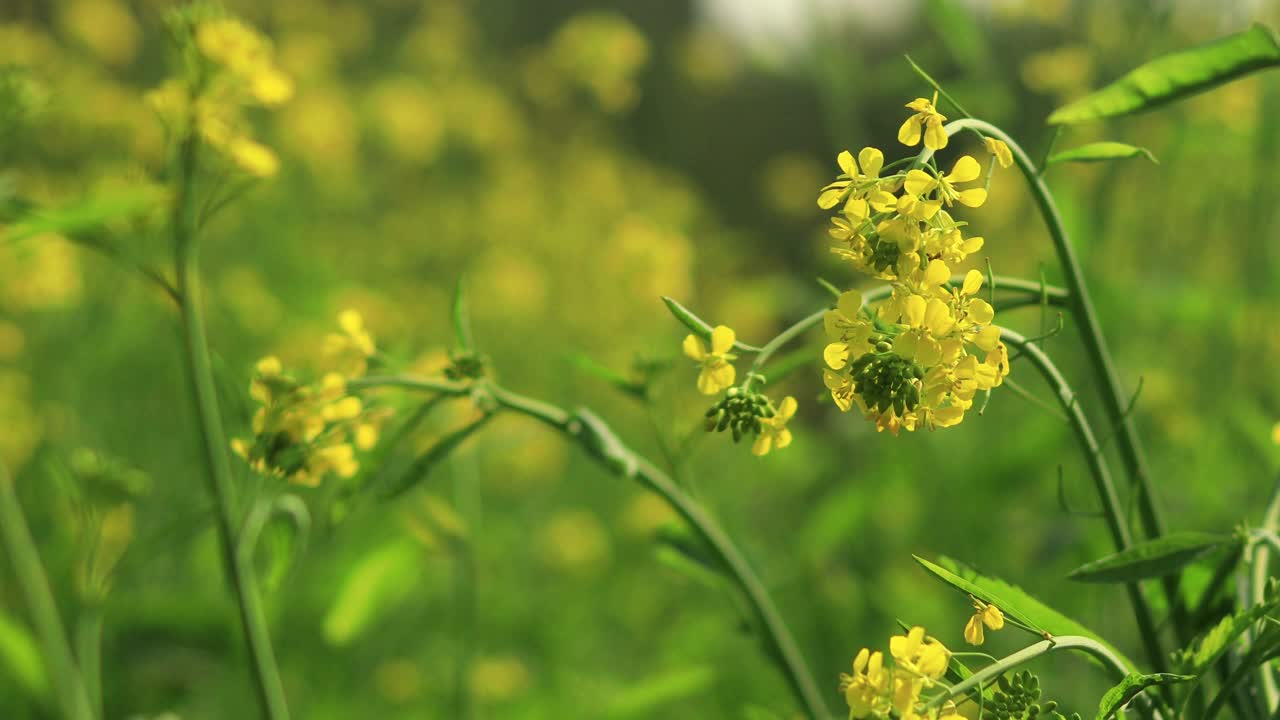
(232, 310, 390, 486)
(147, 13, 292, 177)
(840, 626, 961, 720)
(817, 99, 1014, 433)
(681, 325, 797, 456)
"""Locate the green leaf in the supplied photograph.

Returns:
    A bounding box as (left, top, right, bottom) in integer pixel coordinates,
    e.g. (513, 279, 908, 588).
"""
(914, 555, 1139, 672)
(604, 665, 715, 718)
(1048, 142, 1158, 166)
(1175, 596, 1280, 674)
(322, 540, 420, 645)
(568, 353, 647, 399)
(1096, 672, 1194, 720)
(0, 611, 47, 700)
(1067, 532, 1231, 583)
(661, 296, 761, 352)
(451, 277, 474, 352)
(2, 188, 161, 243)
(653, 524, 729, 587)
(1048, 23, 1280, 124)
(379, 412, 494, 499)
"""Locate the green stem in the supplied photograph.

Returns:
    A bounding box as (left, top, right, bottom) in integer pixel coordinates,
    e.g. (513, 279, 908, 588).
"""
(171, 133, 291, 720)
(1249, 480, 1280, 711)
(350, 375, 833, 720)
(1001, 329, 1167, 675)
(76, 607, 103, 719)
(0, 464, 95, 720)
(939, 118, 1171, 564)
(924, 635, 1136, 712)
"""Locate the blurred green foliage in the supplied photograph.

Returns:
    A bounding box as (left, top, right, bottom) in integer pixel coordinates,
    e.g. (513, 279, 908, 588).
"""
(0, 0, 1278, 718)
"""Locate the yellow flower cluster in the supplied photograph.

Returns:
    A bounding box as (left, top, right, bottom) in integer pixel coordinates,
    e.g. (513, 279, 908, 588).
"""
(964, 596, 1006, 646)
(840, 626, 961, 720)
(232, 310, 389, 486)
(817, 100, 1013, 433)
(147, 15, 292, 177)
(683, 325, 797, 456)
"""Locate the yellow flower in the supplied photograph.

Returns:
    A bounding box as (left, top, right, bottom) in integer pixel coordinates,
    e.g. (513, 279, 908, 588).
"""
(227, 137, 280, 177)
(324, 309, 376, 377)
(898, 93, 948, 150)
(889, 626, 949, 682)
(840, 648, 890, 719)
(682, 325, 737, 395)
(752, 396, 796, 456)
(818, 147, 892, 210)
(963, 597, 1005, 645)
(904, 156, 987, 208)
(984, 137, 1014, 168)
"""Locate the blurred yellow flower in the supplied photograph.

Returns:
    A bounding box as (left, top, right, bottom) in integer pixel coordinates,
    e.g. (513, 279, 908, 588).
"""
(682, 325, 737, 395)
(984, 137, 1014, 168)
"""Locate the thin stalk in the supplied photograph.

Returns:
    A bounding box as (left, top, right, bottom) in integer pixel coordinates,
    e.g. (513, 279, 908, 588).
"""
(76, 607, 103, 718)
(1001, 329, 1167, 675)
(0, 464, 95, 720)
(923, 635, 1138, 713)
(350, 375, 833, 720)
(171, 133, 291, 720)
(937, 118, 1175, 602)
(1249, 480, 1280, 711)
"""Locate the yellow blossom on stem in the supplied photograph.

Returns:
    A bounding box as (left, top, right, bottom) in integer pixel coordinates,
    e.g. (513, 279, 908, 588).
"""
(964, 596, 1005, 645)
(984, 136, 1014, 168)
(889, 626, 949, 682)
(683, 325, 737, 395)
(840, 648, 890, 719)
(752, 396, 796, 456)
(898, 93, 948, 151)
(905, 156, 987, 208)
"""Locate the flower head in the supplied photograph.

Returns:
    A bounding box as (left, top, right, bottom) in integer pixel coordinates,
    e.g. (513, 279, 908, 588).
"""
(964, 596, 1005, 645)
(898, 93, 948, 150)
(683, 325, 737, 395)
(752, 396, 796, 456)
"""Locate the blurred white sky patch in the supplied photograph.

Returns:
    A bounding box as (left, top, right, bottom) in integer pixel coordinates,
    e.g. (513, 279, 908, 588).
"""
(697, 0, 919, 67)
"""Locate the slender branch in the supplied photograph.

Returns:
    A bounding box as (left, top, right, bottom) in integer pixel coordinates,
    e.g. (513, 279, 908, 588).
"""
(349, 374, 834, 719)
(172, 132, 291, 720)
(76, 608, 104, 719)
(1001, 329, 1167, 674)
(0, 463, 96, 720)
(934, 118, 1172, 589)
(1250, 479, 1280, 711)
(924, 635, 1139, 713)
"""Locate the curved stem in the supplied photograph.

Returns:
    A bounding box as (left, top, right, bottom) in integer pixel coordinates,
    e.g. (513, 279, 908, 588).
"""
(1001, 329, 1167, 674)
(925, 636, 1148, 715)
(172, 134, 291, 720)
(937, 119, 1169, 553)
(0, 463, 96, 720)
(350, 375, 833, 720)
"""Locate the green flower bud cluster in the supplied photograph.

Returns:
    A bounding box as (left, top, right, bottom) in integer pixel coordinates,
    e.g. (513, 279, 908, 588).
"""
(849, 351, 925, 416)
(445, 350, 488, 381)
(990, 671, 1077, 720)
(704, 387, 776, 442)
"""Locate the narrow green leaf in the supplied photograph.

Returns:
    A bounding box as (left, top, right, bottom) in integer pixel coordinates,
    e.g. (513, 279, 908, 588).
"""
(567, 353, 647, 399)
(321, 541, 419, 645)
(2, 188, 161, 243)
(1049, 23, 1280, 124)
(451, 277, 474, 352)
(1048, 142, 1158, 165)
(914, 555, 1138, 672)
(1096, 672, 1194, 720)
(1175, 596, 1280, 674)
(0, 611, 48, 699)
(653, 524, 729, 585)
(379, 413, 494, 499)
(604, 666, 715, 718)
(1067, 532, 1231, 583)
(661, 296, 761, 352)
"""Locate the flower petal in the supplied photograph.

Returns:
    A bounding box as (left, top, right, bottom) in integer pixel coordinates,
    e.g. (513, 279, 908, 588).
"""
(858, 146, 883, 177)
(948, 155, 982, 183)
(776, 396, 797, 422)
(682, 334, 706, 360)
(897, 116, 922, 147)
(956, 188, 988, 208)
(962, 268, 984, 295)
(924, 117, 948, 150)
(904, 169, 935, 197)
(710, 325, 736, 354)
(967, 298, 995, 325)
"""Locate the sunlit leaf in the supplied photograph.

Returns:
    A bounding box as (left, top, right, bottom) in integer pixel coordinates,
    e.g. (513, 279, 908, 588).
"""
(1095, 672, 1194, 720)
(1067, 532, 1231, 583)
(1049, 23, 1280, 124)
(1048, 142, 1157, 166)
(0, 612, 47, 700)
(914, 555, 1138, 672)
